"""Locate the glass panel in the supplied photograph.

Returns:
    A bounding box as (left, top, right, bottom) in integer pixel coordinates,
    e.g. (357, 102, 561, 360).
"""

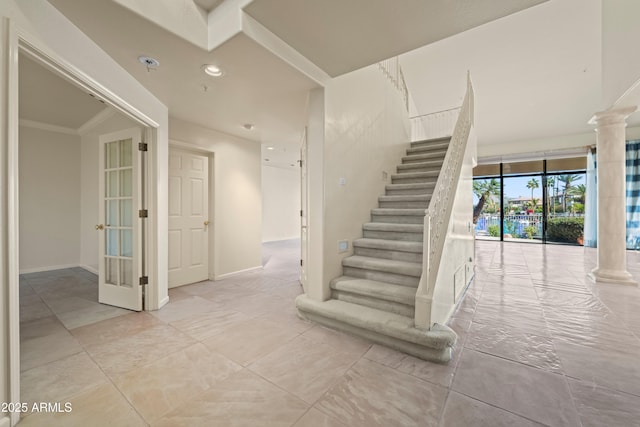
(120, 259, 133, 288)
(106, 258, 118, 285)
(120, 169, 132, 197)
(473, 163, 500, 177)
(502, 160, 544, 176)
(546, 173, 586, 245)
(120, 138, 132, 167)
(120, 229, 133, 257)
(107, 171, 118, 197)
(473, 178, 501, 241)
(503, 176, 543, 242)
(106, 229, 118, 256)
(120, 199, 132, 227)
(547, 157, 587, 173)
(106, 142, 119, 169)
(106, 200, 119, 227)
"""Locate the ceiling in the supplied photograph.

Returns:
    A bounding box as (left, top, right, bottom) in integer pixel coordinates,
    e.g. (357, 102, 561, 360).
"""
(244, 0, 547, 77)
(41, 0, 548, 169)
(400, 0, 607, 147)
(19, 53, 106, 130)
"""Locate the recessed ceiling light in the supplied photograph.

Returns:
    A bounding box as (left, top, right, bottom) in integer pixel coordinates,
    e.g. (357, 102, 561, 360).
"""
(266, 146, 274, 150)
(203, 64, 223, 77)
(138, 56, 160, 70)
(243, 123, 255, 131)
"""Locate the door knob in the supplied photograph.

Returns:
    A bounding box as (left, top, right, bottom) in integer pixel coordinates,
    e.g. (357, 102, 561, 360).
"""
(204, 220, 210, 226)
(95, 224, 104, 230)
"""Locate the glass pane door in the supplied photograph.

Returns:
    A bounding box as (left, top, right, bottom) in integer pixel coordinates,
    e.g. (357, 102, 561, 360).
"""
(502, 176, 543, 243)
(104, 138, 135, 287)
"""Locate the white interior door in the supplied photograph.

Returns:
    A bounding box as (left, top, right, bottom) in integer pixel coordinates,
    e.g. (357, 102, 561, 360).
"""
(98, 128, 143, 311)
(168, 148, 209, 288)
(300, 127, 308, 291)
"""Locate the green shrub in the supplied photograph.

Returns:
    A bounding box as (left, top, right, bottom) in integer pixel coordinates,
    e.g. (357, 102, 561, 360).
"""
(488, 224, 500, 237)
(547, 217, 584, 243)
(524, 226, 538, 239)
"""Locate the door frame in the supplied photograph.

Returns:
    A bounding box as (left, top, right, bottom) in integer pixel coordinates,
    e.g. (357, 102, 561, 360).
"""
(169, 140, 216, 282)
(4, 21, 161, 426)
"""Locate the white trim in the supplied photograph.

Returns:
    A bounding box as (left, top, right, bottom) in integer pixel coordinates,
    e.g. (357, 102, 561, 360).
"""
(169, 139, 215, 154)
(79, 264, 98, 275)
(18, 119, 77, 135)
(0, 415, 11, 427)
(5, 19, 164, 422)
(77, 107, 115, 135)
(477, 147, 589, 165)
(19, 263, 81, 274)
(158, 295, 170, 309)
(214, 265, 262, 280)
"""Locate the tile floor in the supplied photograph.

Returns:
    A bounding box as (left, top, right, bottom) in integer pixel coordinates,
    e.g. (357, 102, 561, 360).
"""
(16, 239, 640, 426)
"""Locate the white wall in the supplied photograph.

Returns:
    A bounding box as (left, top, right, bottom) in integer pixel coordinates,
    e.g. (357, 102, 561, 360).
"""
(322, 64, 411, 290)
(169, 117, 262, 278)
(602, 0, 640, 108)
(79, 111, 141, 273)
(262, 165, 300, 242)
(1, 1, 169, 420)
(18, 126, 80, 272)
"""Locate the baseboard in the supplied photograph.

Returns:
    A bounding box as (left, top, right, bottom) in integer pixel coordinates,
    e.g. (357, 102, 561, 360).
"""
(79, 264, 99, 275)
(156, 295, 170, 310)
(214, 265, 262, 280)
(19, 263, 80, 274)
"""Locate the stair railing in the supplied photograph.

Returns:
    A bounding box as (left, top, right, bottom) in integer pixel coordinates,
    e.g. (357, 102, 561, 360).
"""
(415, 72, 475, 329)
(410, 107, 461, 142)
(377, 57, 409, 111)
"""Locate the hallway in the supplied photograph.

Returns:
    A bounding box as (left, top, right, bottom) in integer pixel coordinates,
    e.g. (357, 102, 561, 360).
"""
(17, 240, 640, 426)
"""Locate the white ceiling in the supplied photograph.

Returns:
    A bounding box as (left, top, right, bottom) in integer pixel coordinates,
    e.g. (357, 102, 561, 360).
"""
(244, 0, 546, 77)
(400, 0, 605, 147)
(19, 53, 106, 130)
(40, 0, 611, 167)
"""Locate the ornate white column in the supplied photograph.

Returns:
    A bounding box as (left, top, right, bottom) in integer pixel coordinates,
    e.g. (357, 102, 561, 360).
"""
(589, 106, 638, 286)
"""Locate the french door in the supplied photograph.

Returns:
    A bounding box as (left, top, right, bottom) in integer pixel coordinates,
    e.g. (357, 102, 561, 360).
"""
(97, 128, 144, 311)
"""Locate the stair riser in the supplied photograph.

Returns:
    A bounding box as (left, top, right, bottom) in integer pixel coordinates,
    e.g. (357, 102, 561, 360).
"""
(397, 166, 441, 174)
(385, 188, 433, 196)
(354, 246, 422, 263)
(371, 214, 423, 224)
(296, 308, 453, 363)
(411, 140, 449, 149)
(342, 266, 420, 287)
(402, 156, 445, 165)
(407, 146, 448, 156)
(363, 230, 424, 241)
(391, 176, 438, 185)
(379, 201, 429, 209)
(332, 290, 415, 317)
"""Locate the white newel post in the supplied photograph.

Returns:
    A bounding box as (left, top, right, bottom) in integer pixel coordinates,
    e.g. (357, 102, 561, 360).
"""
(589, 106, 638, 286)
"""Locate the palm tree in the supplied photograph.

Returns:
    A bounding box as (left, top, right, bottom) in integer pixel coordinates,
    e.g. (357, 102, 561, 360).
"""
(569, 184, 586, 204)
(526, 178, 539, 212)
(546, 177, 555, 215)
(473, 178, 500, 224)
(557, 174, 581, 212)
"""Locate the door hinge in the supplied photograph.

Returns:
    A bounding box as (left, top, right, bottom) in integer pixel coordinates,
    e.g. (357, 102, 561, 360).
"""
(139, 209, 148, 218)
(139, 276, 149, 286)
(138, 142, 148, 152)
(300, 259, 303, 266)
(300, 210, 303, 217)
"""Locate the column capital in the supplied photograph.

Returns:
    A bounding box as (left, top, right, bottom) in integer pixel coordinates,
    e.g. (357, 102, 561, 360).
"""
(589, 105, 637, 127)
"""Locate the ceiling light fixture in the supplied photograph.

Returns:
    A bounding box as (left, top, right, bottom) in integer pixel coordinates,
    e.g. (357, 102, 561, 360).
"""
(243, 123, 255, 131)
(138, 56, 160, 72)
(203, 64, 224, 77)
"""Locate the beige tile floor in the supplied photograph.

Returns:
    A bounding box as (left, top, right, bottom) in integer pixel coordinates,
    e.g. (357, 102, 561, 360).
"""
(17, 239, 640, 426)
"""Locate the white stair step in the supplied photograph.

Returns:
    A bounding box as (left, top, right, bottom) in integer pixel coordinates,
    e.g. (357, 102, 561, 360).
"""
(397, 161, 442, 173)
(407, 145, 448, 156)
(385, 182, 435, 196)
(379, 194, 429, 209)
(363, 222, 423, 242)
(402, 151, 446, 164)
(391, 171, 439, 184)
(331, 276, 416, 317)
(296, 295, 457, 362)
(371, 208, 425, 224)
(410, 137, 451, 150)
(353, 238, 422, 262)
(342, 255, 422, 277)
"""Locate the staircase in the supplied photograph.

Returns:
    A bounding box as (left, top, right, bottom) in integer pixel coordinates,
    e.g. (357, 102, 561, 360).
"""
(296, 137, 458, 363)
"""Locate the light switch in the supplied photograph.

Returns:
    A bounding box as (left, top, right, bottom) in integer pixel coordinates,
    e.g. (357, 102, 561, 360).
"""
(339, 177, 346, 186)
(338, 240, 348, 252)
